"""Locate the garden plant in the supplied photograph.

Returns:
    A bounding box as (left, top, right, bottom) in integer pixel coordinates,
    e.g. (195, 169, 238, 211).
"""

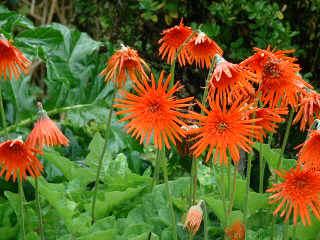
(0, 1, 320, 240)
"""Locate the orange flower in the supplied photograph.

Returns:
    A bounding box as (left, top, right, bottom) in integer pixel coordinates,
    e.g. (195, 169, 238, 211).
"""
(241, 46, 312, 108)
(100, 44, 150, 88)
(293, 90, 320, 131)
(188, 100, 261, 165)
(114, 71, 193, 149)
(296, 130, 320, 170)
(208, 56, 257, 104)
(158, 19, 193, 66)
(267, 167, 320, 226)
(186, 32, 223, 68)
(184, 202, 203, 235)
(225, 220, 245, 240)
(0, 139, 43, 182)
(250, 107, 288, 139)
(0, 36, 31, 81)
(26, 104, 69, 149)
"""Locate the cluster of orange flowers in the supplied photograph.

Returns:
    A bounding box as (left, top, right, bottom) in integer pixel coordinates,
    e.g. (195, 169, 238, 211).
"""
(0, 37, 69, 183)
(2, 17, 320, 234)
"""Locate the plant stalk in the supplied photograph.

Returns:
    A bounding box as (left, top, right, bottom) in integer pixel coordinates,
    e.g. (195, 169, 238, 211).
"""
(35, 177, 45, 240)
(91, 89, 117, 223)
(243, 151, 254, 234)
(259, 142, 265, 193)
(200, 56, 216, 110)
(18, 178, 26, 240)
(0, 83, 8, 139)
(152, 149, 161, 189)
(192, 157, 198, 205)
(219, 165, 228, 227)
(201, 200, 209, 240)
(227, 164, 238, 226)
(161, 147, 177, 240)
(169, 32, 196, 89)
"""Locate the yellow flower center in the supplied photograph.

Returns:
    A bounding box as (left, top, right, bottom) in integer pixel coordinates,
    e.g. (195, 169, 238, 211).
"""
(217, 122, 228, 131)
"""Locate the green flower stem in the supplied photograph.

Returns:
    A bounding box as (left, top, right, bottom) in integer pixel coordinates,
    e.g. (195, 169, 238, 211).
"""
(227, 160, 231, 200)
(169, 32, 196, 90)
(152, 149, 161, 189)
(283, 221, 289, 240)
(161, 147, 177, 240)
(292, 223, 297, 240)
(271, 107, 295, 240)
(0, 83, 8, 139)
(192, 157, 198, 205)
(219, 165, 228, 227)
(201, 200, 209, 240)
(18, 178, 25, 240)
(35, 177, 45, 240)
(259, 142, 265, 193)
(227, 164, 237, 226)
(91, 89, 117, 224)
(243, 151, 254, 234)
(200, 56, 216, 109)
(0, 103, 94, 136)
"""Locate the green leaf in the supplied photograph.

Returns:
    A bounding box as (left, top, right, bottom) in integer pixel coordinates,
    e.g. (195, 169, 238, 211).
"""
(86, 186, 145, 220)
(292, 215, 320, 240)
(0, 6, 34, 32)
(76, 229, 118, 240)
(0, 226, 18, 240)
(253, 142, 296, 170)
(44, 149, 96, 185)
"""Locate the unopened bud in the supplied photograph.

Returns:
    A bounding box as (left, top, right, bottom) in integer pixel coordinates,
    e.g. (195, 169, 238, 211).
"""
(184, 201, 203, 235)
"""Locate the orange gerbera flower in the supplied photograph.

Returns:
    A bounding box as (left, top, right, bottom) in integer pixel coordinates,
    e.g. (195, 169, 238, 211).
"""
(241, 46, 312, 108)
(0, 35, 31, 81)
(100, 44, 150, 88)
(184, 202, 203, 235)
(114, 71, 193, 149)
(267, 167, 320, 226)
(26, 103, 69, 149)
(208, 56, 257, 104)
(225, 220, 245, 240)
(296, 130, 320, 170)
(186, 32, 223, 68)
(158, 19, 193, 66)
(293, 90, 320, 131)
(0, 139, 43, 182)
(250, 107, 288, 139)
(188, 100, 261, 165)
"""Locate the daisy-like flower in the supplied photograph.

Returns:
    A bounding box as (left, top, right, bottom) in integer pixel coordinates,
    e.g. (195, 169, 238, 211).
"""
(267, 167, 320, 226)
(208, 55, 257, 104)
(184, 201, 203, 235)
(241, 46, 312, 108)
(0, 35, 31, 81)
(0, 139, 43, 182)
(250, 107, 288, 139)
(26, 103, 69, 149)
(114, 71, 193, 149)
(225, 220, 245, 240)
(158, 19, 193, 66)
(293, 90, 320, 131)
(188, 100, 261, 165)
(100, 44, 150, 88)
(186, 31, 223, 68)
(296, 130, 320, 170)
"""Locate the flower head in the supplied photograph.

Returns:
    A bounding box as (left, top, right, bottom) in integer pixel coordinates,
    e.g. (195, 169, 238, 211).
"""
(186, 31, 223, 68)
(293, 90, 320, 131)
(0, 35, 31, 81)
(0, 139, 43, 182)
(208, 56, 257, 104)
(188, 100, 261, 165)
(26, 103, 69, 149)
(114, 71, 193, 149)
(225, 220, 245, 240)
(250, 107, 288, 139)
(296, 130, 320, 170)
(267, 167, 320, 226)
(159, 19, 193, 66)
(100, 45, 150, 88)
(241, 46, 312, 108)
(184, 202, 203, 235)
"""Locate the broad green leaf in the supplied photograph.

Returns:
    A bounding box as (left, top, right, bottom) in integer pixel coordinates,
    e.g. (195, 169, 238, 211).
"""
(292, 215, 320, 240)
(0, 226, 18, 240)
(129, 232, 159, 240)
(76, 229, 117, 240)
(122, 223, 152, 238)
(4, 191, 19, 217)
(253, 142, 296, 170)
(44, 149, 96, 185)
(26, 232, 40, 240)
(0, 6, 34, 32)
(86, 186, 145, 220)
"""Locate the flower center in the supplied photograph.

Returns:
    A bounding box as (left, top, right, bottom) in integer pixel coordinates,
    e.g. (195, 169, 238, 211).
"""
(149, 103, 161, 113)
(263, 60, 281, 79)
(295, 179, 307, 189)
(217, 122, 228, 131)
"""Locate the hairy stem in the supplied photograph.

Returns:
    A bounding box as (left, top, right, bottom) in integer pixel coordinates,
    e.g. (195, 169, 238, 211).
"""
(91, 90, 117, 223)
(0, 83, 8, 139)
(19, 179, 25, 240)
(243, 152, 254, 233)
(35, 177, 45, 240)
(152, 149, 161, 189)
(227, 164, 237, 226)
